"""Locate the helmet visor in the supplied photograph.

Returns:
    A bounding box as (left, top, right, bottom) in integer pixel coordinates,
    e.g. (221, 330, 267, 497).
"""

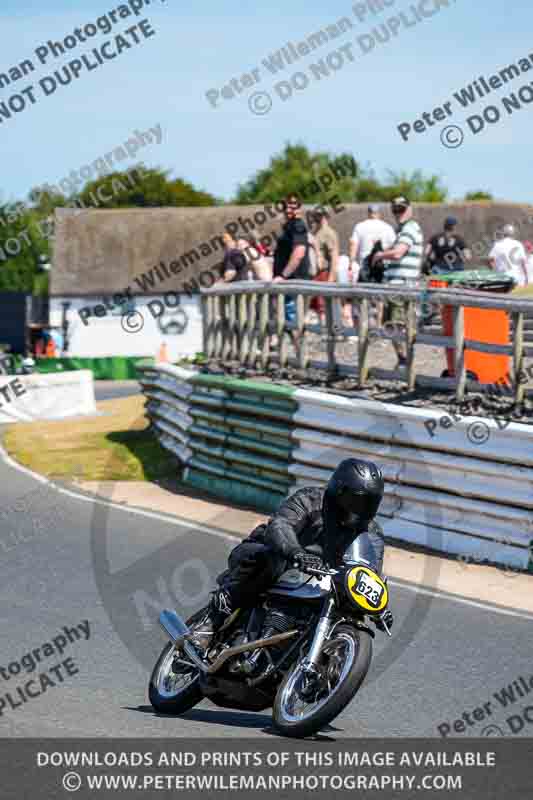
(335, 488, 382, 527)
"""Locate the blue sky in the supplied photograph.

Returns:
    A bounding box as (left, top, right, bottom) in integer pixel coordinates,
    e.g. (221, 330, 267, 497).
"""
(1, 0, 533, 204)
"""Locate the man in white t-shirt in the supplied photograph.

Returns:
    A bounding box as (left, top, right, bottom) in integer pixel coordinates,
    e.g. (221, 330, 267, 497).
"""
(349, 204, 396, 271)
(488, 224, 528, 287)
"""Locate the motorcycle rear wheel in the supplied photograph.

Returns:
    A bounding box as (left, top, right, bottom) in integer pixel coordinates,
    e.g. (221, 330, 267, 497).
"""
(148, 607, 207, 715)
(272, 625, 372, 738)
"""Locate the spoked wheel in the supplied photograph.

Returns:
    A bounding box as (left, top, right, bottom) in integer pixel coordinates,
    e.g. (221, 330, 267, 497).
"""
(273, 625, 372, 738)
(148, 607, 208, 714)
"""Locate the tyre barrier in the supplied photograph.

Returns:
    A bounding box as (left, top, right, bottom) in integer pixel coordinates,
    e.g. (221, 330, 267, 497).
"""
(137, 364, 533, 572)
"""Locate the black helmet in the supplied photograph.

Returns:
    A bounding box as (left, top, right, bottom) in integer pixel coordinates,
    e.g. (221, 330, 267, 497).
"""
(324, 458, 384, 531)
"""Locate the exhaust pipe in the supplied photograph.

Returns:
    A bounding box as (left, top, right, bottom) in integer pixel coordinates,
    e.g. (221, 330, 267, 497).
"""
(184, 629, 299, 675)
(159, 610, 190, 643)
(159, 610, 299, 676)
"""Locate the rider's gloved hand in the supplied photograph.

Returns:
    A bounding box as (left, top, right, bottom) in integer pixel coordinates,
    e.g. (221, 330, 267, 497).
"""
(374, 609, 394, 632)
(292, 550, 324, 572)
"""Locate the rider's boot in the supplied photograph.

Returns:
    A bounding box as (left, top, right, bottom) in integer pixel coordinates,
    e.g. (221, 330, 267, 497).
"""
(190, 588, 235, 650)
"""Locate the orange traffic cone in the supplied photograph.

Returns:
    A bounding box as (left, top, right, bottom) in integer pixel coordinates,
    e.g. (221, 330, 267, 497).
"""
(157, 342, 169, 363)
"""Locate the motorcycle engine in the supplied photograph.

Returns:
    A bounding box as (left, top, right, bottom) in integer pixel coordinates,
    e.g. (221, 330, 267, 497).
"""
(229, 600, 305, 678)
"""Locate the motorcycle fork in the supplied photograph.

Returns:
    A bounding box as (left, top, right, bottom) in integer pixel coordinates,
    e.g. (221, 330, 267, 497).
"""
(302, 596, 336, 675)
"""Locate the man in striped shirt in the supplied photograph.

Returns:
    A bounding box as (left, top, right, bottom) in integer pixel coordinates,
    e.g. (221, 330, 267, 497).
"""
(371, 196, 423, 365)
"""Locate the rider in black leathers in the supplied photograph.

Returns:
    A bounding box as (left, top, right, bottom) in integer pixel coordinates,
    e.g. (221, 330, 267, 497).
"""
(199, 458, 392, 641)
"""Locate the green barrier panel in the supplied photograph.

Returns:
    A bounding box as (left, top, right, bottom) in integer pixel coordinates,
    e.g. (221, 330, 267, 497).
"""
(223, 413, 293, 438)
(190, 391, 295, 421)
(189, 412, 292, 444)
(188, 425, 227, 445)
(222, 446, 291, 476)
(164, 370, 297, 510)
(226, 432, 291, 460)
(188, 439, 291, 484)
(187, 455, 288, 493)
(189, 425, 291, 460)
(189, 407, 293, 439)
(189, 452, 291, 490)
(184, 467, 284, 514)
(189, 436, 290, 477)
(36, 356, 154, 380)
(189, 392, 226, 410)
(225, 398, 294, 422)
(190, 373, 296, 400)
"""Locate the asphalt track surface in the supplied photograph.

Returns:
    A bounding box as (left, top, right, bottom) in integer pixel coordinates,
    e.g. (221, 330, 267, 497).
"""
(0, 445, 532, 741)
(94, 381, 141, 402)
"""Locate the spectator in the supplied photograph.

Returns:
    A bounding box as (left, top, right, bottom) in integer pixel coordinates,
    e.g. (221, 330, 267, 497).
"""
(349, 204, 396, 280)
(272, 194, 311, 335)
(488, 224, 528, 288)
(308, 210, 339, 324)
(424, 216, 471, 274)
(218, 232, 249, 283)
(348, 204, 396, 329)
(372, 196, 424, 367)
(272, 195, 311, 281)
(330, 253, 355, 327)
(237, 237, 272, 281)
(49, 327, 64, 355)
(524, 241, 533, 286)
(257, 239, 273, 258)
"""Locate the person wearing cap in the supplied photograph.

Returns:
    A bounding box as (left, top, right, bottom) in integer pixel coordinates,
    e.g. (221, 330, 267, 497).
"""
(371, 196, 424, 366)
(488, 224, 528, 287)
(424, 216, 471, 274)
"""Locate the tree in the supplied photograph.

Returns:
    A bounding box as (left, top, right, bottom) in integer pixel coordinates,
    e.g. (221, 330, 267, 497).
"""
(464, 190, 494, 201)
(234, 143, 359, 205)
(28, 186, 69, 217)
(234, 144, 449, 205)
(77, 165, 217, 209)
(380, 170, 448, 202)
(0, 165, 218, 294)
(350, 164, 386, 202)
(0, 203, 48, 292)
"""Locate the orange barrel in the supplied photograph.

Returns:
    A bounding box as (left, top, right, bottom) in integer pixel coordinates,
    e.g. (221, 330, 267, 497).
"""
(428, 270, 514, 383)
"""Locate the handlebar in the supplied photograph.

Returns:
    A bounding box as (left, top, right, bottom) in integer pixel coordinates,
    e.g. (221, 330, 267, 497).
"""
(294, 563, 339, 578)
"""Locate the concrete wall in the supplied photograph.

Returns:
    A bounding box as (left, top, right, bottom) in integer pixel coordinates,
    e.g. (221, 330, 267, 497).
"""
(52, 203, 533, 296)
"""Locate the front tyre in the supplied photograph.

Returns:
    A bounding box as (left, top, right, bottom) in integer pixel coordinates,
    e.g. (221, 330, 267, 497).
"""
(148, 608, 207, 715)
(273, 625, 372, 738)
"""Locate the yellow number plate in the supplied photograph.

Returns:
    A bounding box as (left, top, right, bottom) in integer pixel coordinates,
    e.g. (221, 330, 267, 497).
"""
(346, 566, 388, 613)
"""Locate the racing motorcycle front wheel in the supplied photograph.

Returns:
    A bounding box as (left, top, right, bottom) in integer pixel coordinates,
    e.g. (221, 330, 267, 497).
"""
(148, 607, 207, 715)
(272, 624, 373, 738)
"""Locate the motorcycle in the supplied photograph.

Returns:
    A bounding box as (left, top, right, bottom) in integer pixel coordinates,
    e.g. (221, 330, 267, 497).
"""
(148, 535, 392, 738)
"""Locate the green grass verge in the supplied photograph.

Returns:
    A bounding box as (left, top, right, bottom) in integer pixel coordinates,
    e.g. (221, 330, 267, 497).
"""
(2, 396, 179, 482)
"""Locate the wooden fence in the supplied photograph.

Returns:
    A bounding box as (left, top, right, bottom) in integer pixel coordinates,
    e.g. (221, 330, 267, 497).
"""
(200, 281, 533, 404)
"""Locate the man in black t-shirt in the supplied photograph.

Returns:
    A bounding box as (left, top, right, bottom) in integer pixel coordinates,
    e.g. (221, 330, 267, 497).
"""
(424, 216, 471, 274)
(272, 194, 311, 336)
(273, 195, 311, 281)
